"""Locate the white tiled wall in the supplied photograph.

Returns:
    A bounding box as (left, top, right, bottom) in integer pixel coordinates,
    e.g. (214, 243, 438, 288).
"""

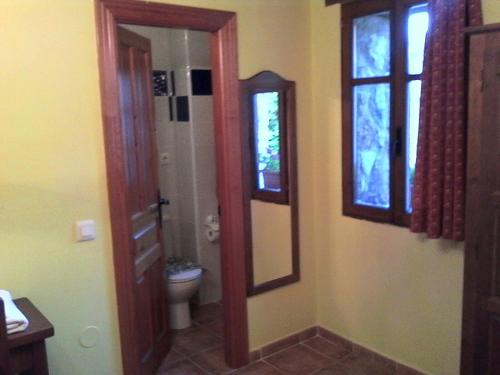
(187, 30, 211, 67)
(190, 95, 221, 305)
(169, 29, 189, 69)
(183, 30, 220, 305)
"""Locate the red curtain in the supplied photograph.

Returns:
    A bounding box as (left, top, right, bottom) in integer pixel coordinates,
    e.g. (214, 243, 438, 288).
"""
(410, 0, 482, 241)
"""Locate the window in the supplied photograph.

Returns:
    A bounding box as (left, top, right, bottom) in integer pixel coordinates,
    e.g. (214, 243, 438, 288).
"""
(341, 0, 429, 225)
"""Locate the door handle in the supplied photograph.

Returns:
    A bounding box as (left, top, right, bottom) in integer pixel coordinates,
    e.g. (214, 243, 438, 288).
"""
(157, 190, 169, 228)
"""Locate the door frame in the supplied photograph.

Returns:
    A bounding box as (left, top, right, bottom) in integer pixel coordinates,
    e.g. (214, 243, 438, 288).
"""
(94, 0, 249, 373)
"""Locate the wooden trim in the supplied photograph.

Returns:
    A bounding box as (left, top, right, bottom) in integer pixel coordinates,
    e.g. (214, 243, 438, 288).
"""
(326, 0, 360, 6)
(391, 0, 406, 226)
(342, 0, 392, 18)
(465, 23, 500, 35)
(94, 1, 249, 373)
(403, 0, 428, 7)
(351, 76, 391, 85)
(395, 0, 426, 227)
(240, 71, 300, 297)
(287, 81, 300, 292)
(98, 0, 233, 31)
(241, 71, 291, 205)
(407, 73, 423, 80)
(341, 2, 354, 221)
(248, 273, 300, 296)
(210, 15, 250, 368)
(241, 81, 255, 296)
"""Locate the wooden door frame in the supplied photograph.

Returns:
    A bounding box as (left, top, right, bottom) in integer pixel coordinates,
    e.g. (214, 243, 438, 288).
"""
(94, 0, 249, 373)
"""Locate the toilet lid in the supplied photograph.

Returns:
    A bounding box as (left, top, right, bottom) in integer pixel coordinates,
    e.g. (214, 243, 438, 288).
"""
(168, 267, 202, 282)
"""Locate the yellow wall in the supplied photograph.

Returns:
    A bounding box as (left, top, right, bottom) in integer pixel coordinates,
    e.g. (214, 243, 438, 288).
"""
(484, 0, 500, 21)
(0, 1, 315, 374)
(310, 1, 500, 374)
(0, 1, 121, 374)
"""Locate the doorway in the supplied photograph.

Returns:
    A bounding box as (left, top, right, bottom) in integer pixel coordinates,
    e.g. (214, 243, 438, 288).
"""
(95, 1, 249, 374)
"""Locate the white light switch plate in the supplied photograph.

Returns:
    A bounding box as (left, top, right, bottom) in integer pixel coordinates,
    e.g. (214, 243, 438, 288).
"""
(75, 220, 96, 242)
(159, 152, 171, 165)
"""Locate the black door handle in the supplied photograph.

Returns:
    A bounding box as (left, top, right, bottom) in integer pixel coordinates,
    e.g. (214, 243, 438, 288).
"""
(157, 190, 169, 228)
(159, 197, 170, 206)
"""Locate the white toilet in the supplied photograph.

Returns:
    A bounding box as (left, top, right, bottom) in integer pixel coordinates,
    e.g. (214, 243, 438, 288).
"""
(166, 267, 203, 330)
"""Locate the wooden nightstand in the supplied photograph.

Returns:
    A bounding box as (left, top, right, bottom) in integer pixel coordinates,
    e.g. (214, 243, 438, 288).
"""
(6, 298, 54, 375)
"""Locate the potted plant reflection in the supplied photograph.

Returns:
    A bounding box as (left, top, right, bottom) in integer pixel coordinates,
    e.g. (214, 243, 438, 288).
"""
(253, 91, 281, 191)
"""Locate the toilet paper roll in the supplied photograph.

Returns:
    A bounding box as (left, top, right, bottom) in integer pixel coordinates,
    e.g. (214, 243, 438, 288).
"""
(205, 227, 219, 242)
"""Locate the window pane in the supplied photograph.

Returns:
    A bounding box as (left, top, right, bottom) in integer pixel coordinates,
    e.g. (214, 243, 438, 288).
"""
(353, 11, 391, 79)
(253, 92, 281, 192)
(353, 84, 391, 208)
(405, 80, 422, 213)
(407, 4, 429, 75)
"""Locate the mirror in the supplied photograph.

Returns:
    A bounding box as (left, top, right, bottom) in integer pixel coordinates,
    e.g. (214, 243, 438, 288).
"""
(240, 71, 299, 296)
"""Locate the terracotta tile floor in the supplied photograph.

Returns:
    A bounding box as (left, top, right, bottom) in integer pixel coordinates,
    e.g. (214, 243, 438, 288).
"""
(157, 303, 398, 375)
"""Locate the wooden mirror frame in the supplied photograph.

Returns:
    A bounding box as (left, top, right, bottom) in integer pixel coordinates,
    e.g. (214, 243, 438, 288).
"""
(240, 71, 300, 296)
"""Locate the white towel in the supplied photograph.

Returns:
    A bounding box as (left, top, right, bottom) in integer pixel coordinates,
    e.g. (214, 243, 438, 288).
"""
(0, 290, 29, 334)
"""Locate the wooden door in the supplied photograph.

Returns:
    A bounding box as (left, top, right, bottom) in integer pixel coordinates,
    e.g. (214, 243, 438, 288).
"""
(117, 26, 169, 375)
(461, 25, 500, 375)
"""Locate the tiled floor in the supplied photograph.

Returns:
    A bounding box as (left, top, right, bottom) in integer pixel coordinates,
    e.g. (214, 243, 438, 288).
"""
(157, 303, 398, 375)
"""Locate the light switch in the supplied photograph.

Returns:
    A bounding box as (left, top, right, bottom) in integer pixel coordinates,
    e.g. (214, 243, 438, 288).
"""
(75, 220, 96, 242)
(159, 152, 171, 165)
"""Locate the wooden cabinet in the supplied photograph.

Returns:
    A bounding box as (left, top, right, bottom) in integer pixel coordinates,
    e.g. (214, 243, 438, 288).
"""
(461, 23, 500, 375)
(3, 298, 54, 375)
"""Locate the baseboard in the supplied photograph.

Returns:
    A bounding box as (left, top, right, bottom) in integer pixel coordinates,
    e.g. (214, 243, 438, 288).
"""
(250, 325, 427, 375)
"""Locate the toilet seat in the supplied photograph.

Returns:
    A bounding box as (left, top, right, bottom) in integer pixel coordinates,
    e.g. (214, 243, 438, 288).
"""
(167, 267, 202, 283)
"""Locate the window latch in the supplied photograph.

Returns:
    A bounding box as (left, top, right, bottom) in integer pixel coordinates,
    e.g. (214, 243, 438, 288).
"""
(393, 128, 402, 157)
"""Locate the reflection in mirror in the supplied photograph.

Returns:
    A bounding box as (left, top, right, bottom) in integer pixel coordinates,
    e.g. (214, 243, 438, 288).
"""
(241, 71, 299, 296)
(253, 92, 282, 192)
(251, 200, 292, 285)
(250, 88, 288, 205)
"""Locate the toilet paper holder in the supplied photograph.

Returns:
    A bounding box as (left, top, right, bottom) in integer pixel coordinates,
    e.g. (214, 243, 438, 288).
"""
(204, 214, 220, 242)
(205, 214, 219, 231)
